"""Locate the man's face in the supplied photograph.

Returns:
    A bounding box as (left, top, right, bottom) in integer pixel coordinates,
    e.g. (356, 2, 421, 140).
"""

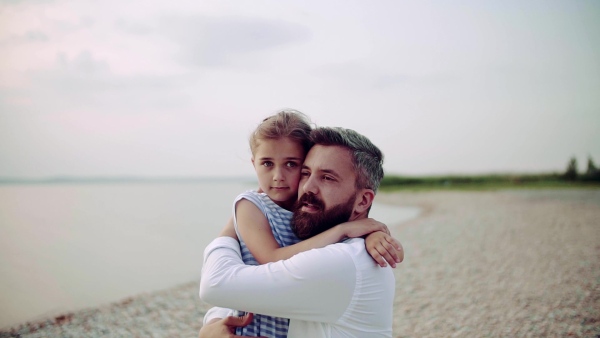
(291, 145, 359, 239)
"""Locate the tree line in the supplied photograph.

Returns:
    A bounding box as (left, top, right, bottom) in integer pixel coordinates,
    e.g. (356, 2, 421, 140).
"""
(562, 156, 600, 182)
(379, 156, 600, 189)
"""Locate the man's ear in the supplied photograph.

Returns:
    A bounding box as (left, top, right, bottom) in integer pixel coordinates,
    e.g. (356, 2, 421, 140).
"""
(353, 189, 375, 215)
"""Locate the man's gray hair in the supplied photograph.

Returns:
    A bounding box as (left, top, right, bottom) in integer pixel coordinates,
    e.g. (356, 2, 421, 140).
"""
(310, 127, 384, 192)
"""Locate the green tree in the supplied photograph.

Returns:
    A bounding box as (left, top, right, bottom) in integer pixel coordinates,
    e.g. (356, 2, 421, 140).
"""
(586, 156, 598, 176)
(562, 157, 578, 181)
(584, 155, 600, 181)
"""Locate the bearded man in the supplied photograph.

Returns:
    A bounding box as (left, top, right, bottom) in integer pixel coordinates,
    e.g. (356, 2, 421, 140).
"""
(199, 127, 402, 338)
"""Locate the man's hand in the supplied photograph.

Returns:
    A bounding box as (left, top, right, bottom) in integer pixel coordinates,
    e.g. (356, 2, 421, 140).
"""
(199, 313, 264, 338)
(219, 217, 238, 240)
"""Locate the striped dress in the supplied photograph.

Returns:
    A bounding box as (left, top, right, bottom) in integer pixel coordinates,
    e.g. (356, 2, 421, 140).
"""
(232, 190, 301, 338)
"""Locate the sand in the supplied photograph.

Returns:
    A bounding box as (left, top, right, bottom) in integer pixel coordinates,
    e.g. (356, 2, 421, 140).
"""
(2, 189, 599, 337)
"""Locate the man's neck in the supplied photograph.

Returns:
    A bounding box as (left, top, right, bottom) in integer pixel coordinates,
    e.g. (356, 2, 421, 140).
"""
(349, 210, 369, 222)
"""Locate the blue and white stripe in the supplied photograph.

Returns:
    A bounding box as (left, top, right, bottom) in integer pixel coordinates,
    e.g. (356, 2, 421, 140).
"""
(232, 190, 301, 338)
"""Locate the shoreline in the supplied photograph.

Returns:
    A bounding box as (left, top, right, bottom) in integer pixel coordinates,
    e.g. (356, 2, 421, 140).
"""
(2, 189, 599, 337)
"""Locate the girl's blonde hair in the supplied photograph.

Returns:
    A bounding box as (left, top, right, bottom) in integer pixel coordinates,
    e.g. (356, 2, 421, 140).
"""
(249, 109, 313, 155)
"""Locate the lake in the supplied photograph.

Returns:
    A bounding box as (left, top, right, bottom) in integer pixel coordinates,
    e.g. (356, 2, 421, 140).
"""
(0, 181, 419, 328)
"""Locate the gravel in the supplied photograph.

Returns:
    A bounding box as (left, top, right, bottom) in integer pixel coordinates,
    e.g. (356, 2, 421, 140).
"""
(1, 282, 213, 337)
(378, 189, 600, 338)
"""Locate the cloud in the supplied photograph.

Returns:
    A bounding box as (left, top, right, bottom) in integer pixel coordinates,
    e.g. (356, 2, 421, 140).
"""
(2, 50, 196, 115)
(157, 15, 311, 67)
(52, 15, 94, 33)
(0, 10, 93, 49)
(0, 30, 49, 47)
(114, 18, 153, 36)
(24, 30, 48, 41)
(0, 0, 54, 5)
(57, 50, 109, 74)
(312, 61, 457, 91)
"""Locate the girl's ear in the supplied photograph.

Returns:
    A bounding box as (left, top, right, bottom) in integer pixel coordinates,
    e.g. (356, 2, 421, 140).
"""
(354, 189, 375, 214)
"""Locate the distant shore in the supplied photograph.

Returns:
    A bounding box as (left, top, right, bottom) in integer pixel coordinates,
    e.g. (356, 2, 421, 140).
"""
(0, 176, 257, 185)
(379, 173, 600, 191)
(2, 189, 599, 337)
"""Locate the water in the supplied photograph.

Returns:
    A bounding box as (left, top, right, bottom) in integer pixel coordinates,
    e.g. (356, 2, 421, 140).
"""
(0, 181, 419, 328)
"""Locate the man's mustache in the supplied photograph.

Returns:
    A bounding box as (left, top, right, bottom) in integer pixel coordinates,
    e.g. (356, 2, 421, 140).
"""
(298, 193, 325, 211)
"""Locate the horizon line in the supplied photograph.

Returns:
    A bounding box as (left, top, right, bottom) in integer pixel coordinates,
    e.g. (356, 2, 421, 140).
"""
(0, 170, 566, 185)
(0, 176, 258, 185)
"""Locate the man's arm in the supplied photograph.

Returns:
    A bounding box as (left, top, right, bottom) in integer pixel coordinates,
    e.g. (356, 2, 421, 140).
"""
(198, 312, 256, 338)
(202, 307, 236, 325)
(199, 237, 356, 323)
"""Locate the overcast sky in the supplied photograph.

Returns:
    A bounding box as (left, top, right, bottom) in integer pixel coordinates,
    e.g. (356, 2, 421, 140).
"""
(1, 0, 599, 178)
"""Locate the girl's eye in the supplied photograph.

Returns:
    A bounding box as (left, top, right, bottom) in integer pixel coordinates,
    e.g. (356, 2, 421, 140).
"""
(262, 161, 273, 167)
(286, 162, 298, 168)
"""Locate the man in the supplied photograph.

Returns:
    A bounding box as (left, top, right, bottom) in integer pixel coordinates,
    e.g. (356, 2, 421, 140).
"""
(199, 127, 401, 337)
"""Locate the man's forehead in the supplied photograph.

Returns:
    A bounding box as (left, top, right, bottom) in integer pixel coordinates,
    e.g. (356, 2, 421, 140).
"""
(305, 145, 354, 171)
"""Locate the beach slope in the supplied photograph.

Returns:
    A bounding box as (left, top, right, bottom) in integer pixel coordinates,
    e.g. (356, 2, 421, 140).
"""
(2, 189, 599, 337)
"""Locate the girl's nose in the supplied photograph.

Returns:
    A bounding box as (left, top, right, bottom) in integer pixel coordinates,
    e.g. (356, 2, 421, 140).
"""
(273, 167, 284, 181)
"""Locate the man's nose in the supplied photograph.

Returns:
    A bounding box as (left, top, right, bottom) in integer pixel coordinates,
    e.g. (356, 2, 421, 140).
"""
(301, 174, 318, 195)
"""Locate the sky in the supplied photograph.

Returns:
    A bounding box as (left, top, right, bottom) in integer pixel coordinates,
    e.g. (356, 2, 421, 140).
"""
(1, 0, 599, 178)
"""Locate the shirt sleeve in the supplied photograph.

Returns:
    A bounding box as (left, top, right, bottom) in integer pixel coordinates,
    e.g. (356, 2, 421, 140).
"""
(202, 307, 237, 325)
(199, 237, 356, 324)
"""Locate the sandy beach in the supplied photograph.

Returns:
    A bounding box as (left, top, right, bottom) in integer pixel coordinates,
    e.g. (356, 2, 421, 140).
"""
(2, 189, 599, 337)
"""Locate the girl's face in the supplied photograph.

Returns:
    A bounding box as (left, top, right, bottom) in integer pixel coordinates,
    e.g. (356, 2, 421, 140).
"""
(252, 137, 305, 210)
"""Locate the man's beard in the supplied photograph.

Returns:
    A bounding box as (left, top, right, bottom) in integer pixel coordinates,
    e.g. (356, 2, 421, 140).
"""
(291, 192, 356, 240)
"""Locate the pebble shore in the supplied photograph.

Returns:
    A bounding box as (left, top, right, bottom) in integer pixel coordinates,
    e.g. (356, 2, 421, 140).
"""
(2, 189, 599, 337)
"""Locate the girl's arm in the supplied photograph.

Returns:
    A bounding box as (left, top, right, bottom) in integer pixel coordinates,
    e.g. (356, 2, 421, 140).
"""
(236, 199, 400, 265)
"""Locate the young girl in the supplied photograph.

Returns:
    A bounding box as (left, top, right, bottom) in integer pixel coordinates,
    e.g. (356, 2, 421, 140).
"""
(225, 110, 401, 338)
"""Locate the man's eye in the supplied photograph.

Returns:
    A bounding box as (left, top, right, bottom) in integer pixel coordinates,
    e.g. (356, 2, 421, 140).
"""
(301, 171, 310, 177)
(323, 176, 334, 181)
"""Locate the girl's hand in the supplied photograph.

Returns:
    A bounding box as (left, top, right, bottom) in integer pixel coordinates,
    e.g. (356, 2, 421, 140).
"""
(365, 231, 404, 268)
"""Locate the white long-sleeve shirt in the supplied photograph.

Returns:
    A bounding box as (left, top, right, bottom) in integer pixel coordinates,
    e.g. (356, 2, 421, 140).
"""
(199, 237, 395, 338)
